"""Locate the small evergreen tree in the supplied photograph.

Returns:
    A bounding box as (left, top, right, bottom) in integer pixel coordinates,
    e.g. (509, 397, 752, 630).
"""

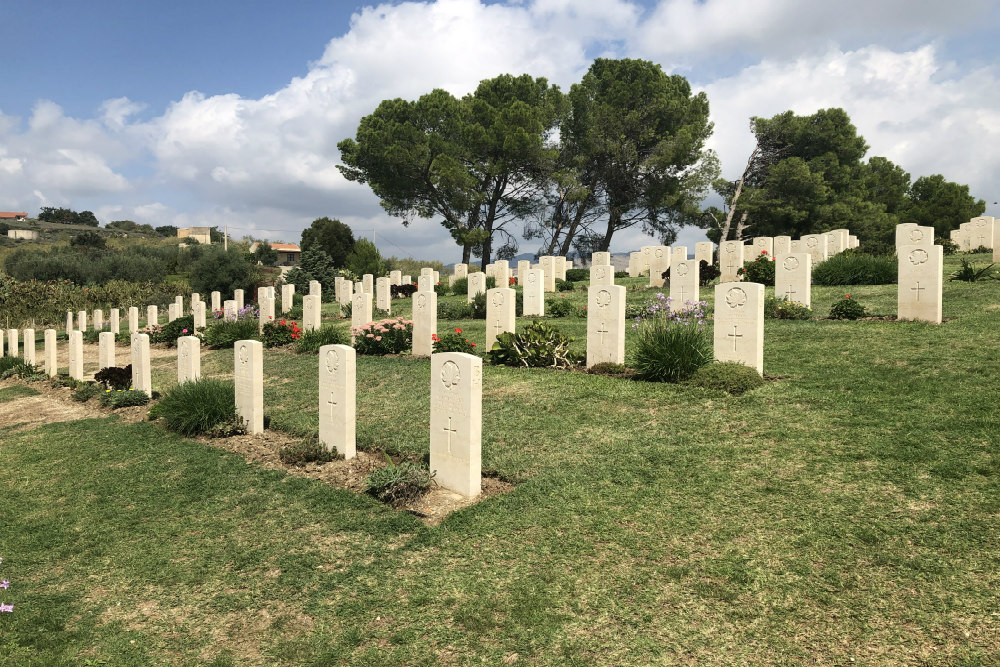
(345, 239, 388, 278)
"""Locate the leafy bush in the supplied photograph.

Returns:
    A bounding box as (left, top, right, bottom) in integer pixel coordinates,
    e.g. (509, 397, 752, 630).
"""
(392, 284, 417, 299)
(294, 325, 350, 354)
(279, 436, 337, 466)
(4, 246, 170, 285)
(828, 294, 867, 320)
(70, 231, 107, 249)
(81, 328, 106, 343)
(202, 319, 260, 349)
(71, 383, 101, 402)
(488, 321, 582, 368)
(150, 315, 195, 345)
(95, 365, 133, 390)
(433, 282, 448, 295)
(364, 458, 436, 506)
(688, 362, 764, 395)
(555, 278, 575, 291)
(450, 277, 468, 296)
(967, 245, 992, 254)
(432, 328, 478, 354)
(470, 292, 487, 319)
(737, 250, 775, 285)
(345, 239, 389, 278)
(284, 249, 341, 300)
(352, 317, 412, 355)
(565, 268, 588, 281)
(764, 296, 813, 320)
(188, 246, 261, 297)
(949, 258, 997, 282)
(260, 319, 302, 348)
(699, 260, 721, 286)
(812, 252, 897, 286)
(632, 307, 712, 383)
(98, 389, 150, 409)
(546, 294, 572, 317)
(0, 357, 39, 380)
(937, 238, 958, 255)
(485, 276, 497, 290)
(614, 271, 628, 279)
(587, 362, 630, 377)
(151, 378, 242, 436)
(438, 300, 473, 320)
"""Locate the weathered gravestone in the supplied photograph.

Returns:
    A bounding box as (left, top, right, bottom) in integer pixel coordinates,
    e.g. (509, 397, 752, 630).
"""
(802, 234, 828, 265)
(590, 263, 614, 286)
(773, 236, 791, 257)
(376, 277, 391, 313)
(430, 352, 482, 498)
(695, 242, 715, 266)
(775, 253, 812, 307)
(411, 290, 437, 357)
(898, 244, 943, 324)
(98, 332, 115, 370)
(69, 330, 83, 380)
(234, 340, 264, 434)
(319, 344, 356, 459)
(591, 251, 611, 267)
(467, 272, 487, 303)
(714, 282, 764, 373)
(177, 335, 201, 384)
(310, 280, 321, 298)
(587, 285, 626, 367)
(523, 268, 545, 316)
(131, 333, 151, 394)
(669, 249, 699, 309)
(44, 329, 57, 377)
(648, 246, 670, 288)
(719, 240, 744, 283)
(485, 287, 515, 350)
(302, 295, 322, 332)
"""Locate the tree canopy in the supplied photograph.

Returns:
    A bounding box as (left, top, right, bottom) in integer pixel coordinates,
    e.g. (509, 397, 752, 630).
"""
(300, 217, 355, 267)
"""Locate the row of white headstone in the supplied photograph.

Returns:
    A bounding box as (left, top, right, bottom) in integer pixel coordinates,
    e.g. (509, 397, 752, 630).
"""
(951, 215, 1000, 260)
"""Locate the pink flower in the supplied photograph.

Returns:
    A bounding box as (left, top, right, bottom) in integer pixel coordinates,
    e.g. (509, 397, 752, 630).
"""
(366, 333, 375, 338)
(182, 329, 188, 333)
(375, 336, 382, 341)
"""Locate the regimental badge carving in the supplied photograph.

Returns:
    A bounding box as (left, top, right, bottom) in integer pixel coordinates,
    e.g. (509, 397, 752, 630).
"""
(528, 272, 536, 284)
(491, 292, 504, 307)
(908, 248, 929, 265)
(596, 267, 606, 279)
(976, 219, 987, 228)
(725, 243, 736, 254)
(725, 287, 748, 309)
(596, 289, 612, 309)
(806, 237, 818, 248)
(910, 229, 924, 242)
(417, 294, 426, 310)
(239, 344, 249, 366)
(676, 262, 689, 277)
(326, 348, 340, 374)
(782, 257, 799, 271)
(654, 248, 664, 259)
(441, 360, 461, 389)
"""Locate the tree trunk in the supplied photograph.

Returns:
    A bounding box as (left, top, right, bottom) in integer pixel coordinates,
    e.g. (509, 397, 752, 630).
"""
(558, 202, 588, 256)
(599, 209, 620, 251)
(734, 210, 749, 241)
(720, 144, 759, 241)
(461, 243, 471, 265)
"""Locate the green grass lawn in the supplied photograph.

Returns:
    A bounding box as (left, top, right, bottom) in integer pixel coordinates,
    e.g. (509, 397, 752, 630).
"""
(2, 253, 999, 666)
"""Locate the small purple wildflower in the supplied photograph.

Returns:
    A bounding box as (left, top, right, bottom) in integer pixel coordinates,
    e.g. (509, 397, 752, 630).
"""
(0, 603, 12, 613)
(0, 580, 8, 589)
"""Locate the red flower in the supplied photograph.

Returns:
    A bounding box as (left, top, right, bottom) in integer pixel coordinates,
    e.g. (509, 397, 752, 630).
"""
(845, 294, 851, 299)
(470, 342, 476, 347)
(281, 320, 286, 325)
(455, 328, 462, 334)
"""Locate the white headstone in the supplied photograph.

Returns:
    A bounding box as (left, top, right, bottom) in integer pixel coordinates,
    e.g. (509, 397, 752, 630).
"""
(898, 224, 935, 248)
(895, 223, 919, 247)
(627, 252, 643, 277)
(146, 305, 159, 327)
(175, 295, 184, 315)
(224, 300, 238, 321)
(898, 244, 943, 324)
(69, 330, 84, 380)
(177, 335, 201, 384)
(319, 344, 356, 459)
(376, 277, 391, 313)
(775, 253, 812, 307)
(389, 270, 402, 286)
(752, 237, 774, 257)
(694, 242, 715, 266)
(411, 290, 437, 357)
(538, 256, 557, 292)
(211, 291, 221, 314)
(494, 261, 510, 288)
(78, 310, 87, 332)
(168, 303, 180, 323)
(281, 284, 294, 314)
(351, 291, 373, 330)
(454, 263, 468, 280)
(516, 260, 529, 284)
(401, 275, 411, 286)
(66, 311, 74, 334)
(969, 217, 995, 249)
(234, 340, 264, 434)
(773, 236, 792, 257)
(302, 295, 322, 332)
(523, 268, 545, 316)
(586, 285, 626, 367)
(193, 300, 206, 329)
(669, 252, 700, 310)
(128, 307, 139, 334)
(340, 280, 353, 309)
(825, 229, 849, 255)
(23, 329, 35, 366)
(44, 329, 57, 377)
(802, 234, 828, 264)
(430, 352, 482, 498)
(5, 329, 17, 359)
(417, 274, 435, 293)
(259, 296, 275, 331)
(362, 274, 374, 295)
(130, 333, 151, 394)
(590, 264, 614, 286)
(98, 331, 115, 370)
(648, 246, 670, 288)
(467, 272, 487, 303)
(591, 251, 611, 266)
(234, 289, 245, 310)
(486, 287, 515, 350)
(556, 256, 567, 280)
(93, 309, 104, 331)
(109, 308, 120, 334)
(310, 280, 321, 298)
(713, 282, 764, 373)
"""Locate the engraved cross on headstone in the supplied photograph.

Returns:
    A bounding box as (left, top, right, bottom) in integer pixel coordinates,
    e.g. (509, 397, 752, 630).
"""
(911, 282, 925, 302)
(783, 285, 797, 300)
(492, 319, 503, 339)
(443, 416, 457, 454)
(728, 325, 743, 351)
(327, 392, 337, 419)
(678, 285, 688, 303)
(597, 321, 609, 345)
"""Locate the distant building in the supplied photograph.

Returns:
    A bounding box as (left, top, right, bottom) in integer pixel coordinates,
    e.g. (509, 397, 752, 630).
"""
(250, 241, 301, 266)
(0, 212, 28, 221)
(7, 229, 39, 240)
(177, 226, 212, 244)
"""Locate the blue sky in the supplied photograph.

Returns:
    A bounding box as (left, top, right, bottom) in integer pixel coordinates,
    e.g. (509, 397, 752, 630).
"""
(2, 0, 998, 261)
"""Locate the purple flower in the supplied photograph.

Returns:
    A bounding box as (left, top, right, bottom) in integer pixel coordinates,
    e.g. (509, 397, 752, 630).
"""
(0, 580, 8, 589)
(0, 603, 12, 612)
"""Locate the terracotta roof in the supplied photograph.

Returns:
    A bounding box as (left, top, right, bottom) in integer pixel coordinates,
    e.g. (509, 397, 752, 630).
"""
(0, 212, 28, 218)
(270, 243, 300, 251)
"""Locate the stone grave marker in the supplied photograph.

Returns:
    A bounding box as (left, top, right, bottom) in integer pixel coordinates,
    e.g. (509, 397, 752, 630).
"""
(523, 268, 545, 316)
(538, 256, 557, 292)
(6, 329, 17, 358)
(128, 307, 139, 333)
(774, 236, 791, 256)
(310, 280, 321, 298)
(224, 300, 238, 321)
(719, 240, 744, 283)
(234, 340, 264, 434)
(898, 224, 935, 248)
(713, 282, 764, 373)
(752, 237, 774, 257)
(669, 250, 699, 310)
(627, 251, 643, 277)
(586, 285, 626, 366)
(826, 229, 849, 255)
(351, 291, 373, 330)
(467, 272, 487, 303)
(790, 239, 803, 253)
(23, 329, 35, 366)
(66, 311, 74, 333)
(78, 310, 88, 332)
(302, 295, 322, 332)
(340, 280, 353, 308)
(93, 309, 104, 331)
(454, 263, 468, 281)
(147, 305, 159, 327)
(592, 251, 611, 267)
(131, 333, 151, 393)
(695, 242, 714, 266)
(640, 245, 653, 273)
(319, 344, 356, 459)
(898, 244, 943, 323)
(193, 300, 206, 329)
(411, 290, 437, 357)
(168, 303, 180, 322)
(485, 287, 515, 350)
(362, 274, 373, 295)
(430, 352, 482, 498)
(234, 289, 245, 310)
(259, 296, 275, 331)
(109, 308, 120, 334)
(517, 260, 530, 284)
(802, 234, 828, 264)
(401, 274, 411, 285)
(376, 277, 391, 313)
(389, 270, 402, 286)
(590, 263, 614, 286)
(211, 291, 221, 314)
(175, 295, 184, 315)
(281, 284, 295, 314)
(418, 274, 435, 293)
(775, 253, 812, 307)
(44, 329, 57, 377)
(494, 261, 510, 288)
(69, 330, 83, 380)
(649, 246, 670, 288)
(98, 332, 115, 370)
(556, 257, 567, 280)
(177, 335, 201, 384)
(969, 216, 995, 249)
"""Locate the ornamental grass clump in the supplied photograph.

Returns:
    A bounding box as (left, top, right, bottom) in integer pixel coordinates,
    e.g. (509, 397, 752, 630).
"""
(149, 378, 243, 436)
(364, 457, 436, 506)
(632, 298, 711, 383)
(202, 319, 260, 349)
(351, 317, 412, 355)
(98, 389, 150, 409)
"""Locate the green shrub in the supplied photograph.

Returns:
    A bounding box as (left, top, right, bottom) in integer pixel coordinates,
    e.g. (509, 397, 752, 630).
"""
(151, 378, 243, 436)
(279, 436, 337, 466)
(565, 268, 588, 282)
(699, 261, 721, 286)
(94, 365, 132, 390)
(0, 357, 39, 380)
(764, 296, 813, 320)
(587, 362, 630, 377)
(949, 258, 997, 282)
(203, 319, 260, 349)
(71, 382, 101, 402)
(812, 253, 897, 285)
(341, 301, 352, 319)
(432, 327, 478, 354)
(828, 294, 867, 320)
(433, 282, 448, 295)
(488, 321, 582, 368)
(967, 245, 992, 254)
(364, 457, 436, 506)
(632, 311, 712, 383)
(485, 276, 497, 290)
(546, 294, 572, 317)
(81, 328, 106, 343)
(98, 389, 150, 409)
(555, 278, 575, 291)
(688, 361, 764, 395)
(737, 250, 775, 285)
(438, 300, 473, 320)
(352, 317, 412, 355)
(150, 315, 195, 345)
(937, 238, 958, 255)
(470, 292, 487, 319)
(189, 246, 261, 297)
(294, 325, 350, 354)
(260, 319, 302, 348)
(450, 277, 468, 296)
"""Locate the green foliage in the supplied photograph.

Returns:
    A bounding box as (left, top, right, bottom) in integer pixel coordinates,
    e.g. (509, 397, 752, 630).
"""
(438, 300, 473, 320)
(470, 291, 487, 319)
(352, 317, 412, 355)
(94, 365, 133, 390)
(38, 206, 99, 226)
(812, 252, 897, 285)
(152, 378, 242, 436)
(546, 294, 573, 317)
(632, 312, 712, 383)
(284, 249, 341, 300)
(98, 389, 150, 409)
(764, 296, 813, 319)
(587, 362, 630, 377)
(488, 320, 582, 368)
(828, 294, 867, 320)
(71, 383, 101, 402)
(450, 277, 468, 296)
(4, 245, 171, 285)
(150, 315, 195, 345)
(81, 328, 106, 343)
(345, 239, 389, 278)
(687, 362, 764, 395)
(252, 241, 278, 266)
(364, 457, 436, 506)
(279, 437, 337, 466)
(937, 238, 958, 255)
(188, 246, 260, 297)
(555, 278, 575, 291)
(432, 327, 478, 354)
(300, 217, 355, 267)
(949, 258, 997, 282)
(0, 357, 39, 380)
(699, 260, 721, 286)
(565, 268, 588, 281)
(260, 319, 302, 348)
(202, 319, 260, 349)
(967, 245, 992, 255)
(294, 325, 350, 354)
(70, 231, 107, 249)
(737, 251, 775, 285)
(901, 174, 986, 238)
